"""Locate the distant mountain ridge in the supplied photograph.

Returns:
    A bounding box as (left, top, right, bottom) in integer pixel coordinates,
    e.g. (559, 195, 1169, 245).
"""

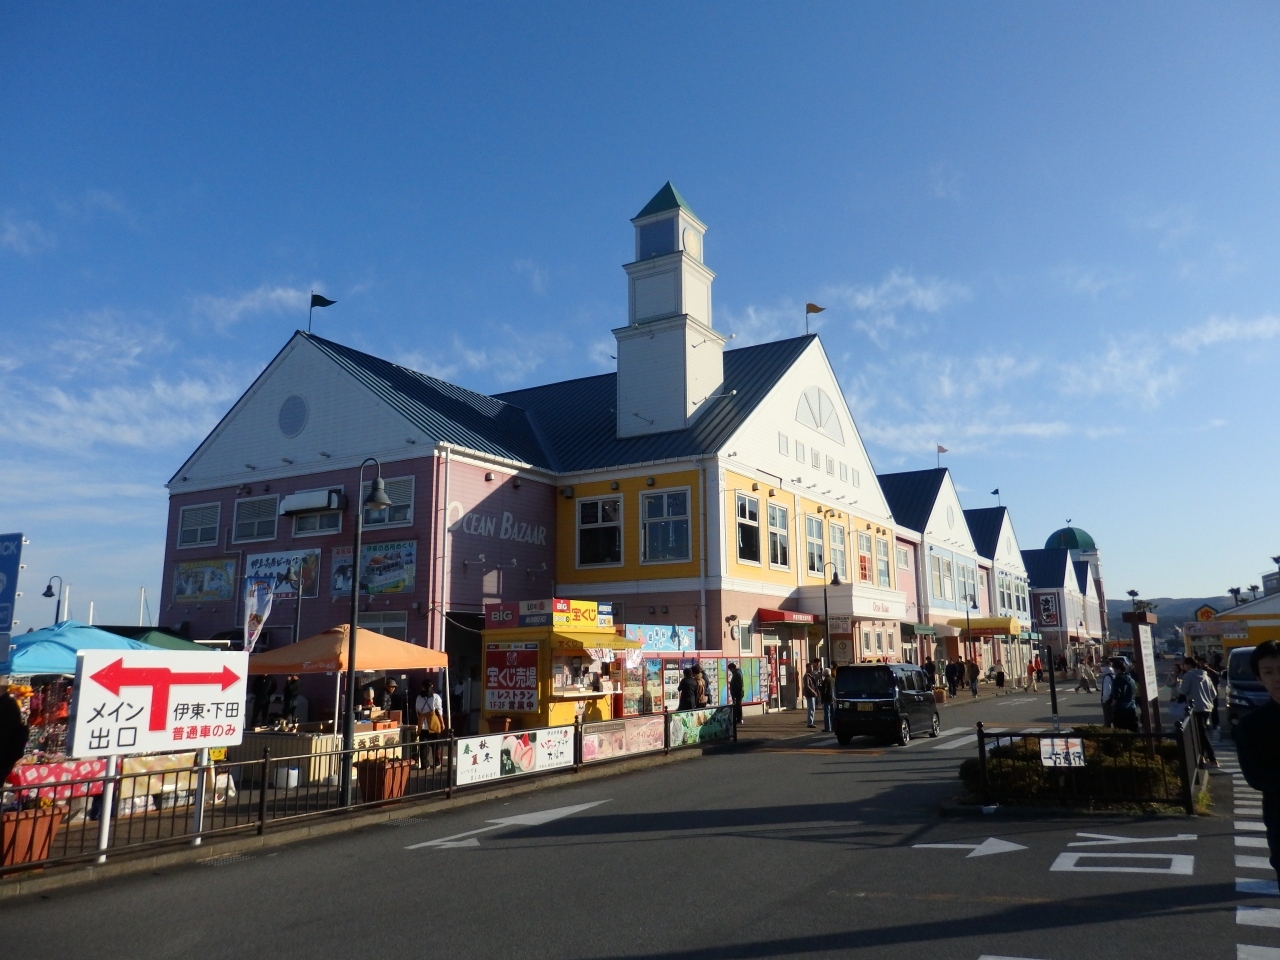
(1105, 595, 1236, 639)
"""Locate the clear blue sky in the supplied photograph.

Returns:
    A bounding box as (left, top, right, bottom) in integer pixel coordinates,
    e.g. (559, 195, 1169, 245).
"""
(3, 3, 1278, 627)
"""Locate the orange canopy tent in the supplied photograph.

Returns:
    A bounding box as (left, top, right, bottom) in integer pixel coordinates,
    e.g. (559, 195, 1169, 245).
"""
(247, 624, 448, 674)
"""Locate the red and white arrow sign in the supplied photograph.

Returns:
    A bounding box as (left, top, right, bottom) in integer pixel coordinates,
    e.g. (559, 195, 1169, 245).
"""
(90, 658, 242, 730)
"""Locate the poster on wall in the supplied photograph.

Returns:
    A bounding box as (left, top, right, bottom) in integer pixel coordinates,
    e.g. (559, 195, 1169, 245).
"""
(582, 715, 665, 763)
(624, 624, 695, 651)
(668, 706, 733, 748)
(331, 541, 417, 596)
(484, 643, 539, 713)
(173, 559, 237, 603)
(246, 548, 320, 599)
(1037, 594, 1059, 627)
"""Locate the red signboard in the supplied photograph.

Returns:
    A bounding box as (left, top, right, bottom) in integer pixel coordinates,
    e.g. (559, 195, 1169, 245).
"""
(484, 644, 539, 713)
(756, 608, 815, 624)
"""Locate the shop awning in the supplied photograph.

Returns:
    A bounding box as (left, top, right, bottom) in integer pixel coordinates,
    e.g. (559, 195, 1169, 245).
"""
(247, 625, 448, 674)
(1, 620, 155, 676)
(946, 616, 1023, 637)
(902, 623, 935, 636)
(756, 608, 815, 624)
(550, 631, 642, 651)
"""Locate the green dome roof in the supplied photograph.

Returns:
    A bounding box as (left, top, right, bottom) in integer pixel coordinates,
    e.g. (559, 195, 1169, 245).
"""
(1045, 526, 1096, 551)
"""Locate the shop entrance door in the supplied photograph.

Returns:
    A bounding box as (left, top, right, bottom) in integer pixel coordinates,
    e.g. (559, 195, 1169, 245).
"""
(778, 641, 796, 709)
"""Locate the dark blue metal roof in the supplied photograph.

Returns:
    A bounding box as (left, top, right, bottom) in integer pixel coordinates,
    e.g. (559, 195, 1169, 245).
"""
(1073, 560, 1092, 595)
(876, 468, 947, 533)
(306, 331, 814, 474)
(1021, 548, 1073, 589)
(963, 506, 1006, 561)
(494, 335, 815, 472)
(305, 333, 555, 469)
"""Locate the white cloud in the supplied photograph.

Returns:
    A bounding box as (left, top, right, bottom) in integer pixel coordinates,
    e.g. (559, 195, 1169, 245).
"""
(928, 161, 962, 201)
(587, 340, 615, 370)
(47, 311, 171, 375)
(393, 350, 459, 382)
(1056, 266, 1136, 299)
(718, 302, 806, 346)
(55, 188, 132, 223)
(1131, 204, 1196, 251)
(827, 269, 970, 347)
(1, 211, 54, 254)
(1058, 342, 1180, 409)
(190, 284, 311, 331)
(513, 259, 549, 294)
(1171, 315, 1280, 352)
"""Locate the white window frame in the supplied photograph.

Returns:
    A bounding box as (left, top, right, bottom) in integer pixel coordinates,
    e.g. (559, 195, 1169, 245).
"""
(829, 523, 847, 582)
(839, 462, 848, 482)
(795, 441, 806, 463)
(811, 448, 821, 470)
(895, 545, 910, 569)
(291, 485, 344, 538)
(362, 476, 414, 527)
(862, 628, 871, 652)
(778, 432, 789, 456)
(875, 537, 891, 588)
(930, 555, 943, 598)
(767, 503, 790, 570)
(576, 495, 623, 568)
(825, 456, 835, 476)
(942, 558, 955, 602)
(358, 610, 408, 642)
(857, 531, 872, 583)
(641, 487, 692, 564)
(232, 495, 279, 544)
(177, 502, 220, 549)
(805, 515, 825, 576)
(736, 493, 761, 566)
(852, 469, 861, 488)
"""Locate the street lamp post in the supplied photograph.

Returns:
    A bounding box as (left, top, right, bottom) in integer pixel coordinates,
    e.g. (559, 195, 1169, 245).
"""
(340, 458, 393, 805)
(821, 562, 842, 667)
(42, 576, 63, 625)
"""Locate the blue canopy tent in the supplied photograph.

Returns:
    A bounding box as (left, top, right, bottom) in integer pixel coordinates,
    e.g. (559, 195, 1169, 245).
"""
(1, 620, 156, 676)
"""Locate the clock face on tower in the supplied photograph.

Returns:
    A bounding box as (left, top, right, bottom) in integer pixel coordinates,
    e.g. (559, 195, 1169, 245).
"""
(682, 227, 702, 262)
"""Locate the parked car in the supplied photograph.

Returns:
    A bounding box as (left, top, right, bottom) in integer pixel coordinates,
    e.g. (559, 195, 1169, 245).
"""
(833, 663, 940, 746)
(1227, 646, 1270, 739)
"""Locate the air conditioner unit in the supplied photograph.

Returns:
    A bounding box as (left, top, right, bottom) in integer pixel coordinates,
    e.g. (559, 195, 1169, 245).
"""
(278, 489, 346, 515)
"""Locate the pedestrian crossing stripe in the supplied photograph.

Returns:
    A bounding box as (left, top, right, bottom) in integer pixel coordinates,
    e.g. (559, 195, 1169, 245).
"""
(1238, 907, 1280, 928)
(1238, 878, 1280, 896)
(1238, 855, 1274, 870)
(1239, 946, 1280, 959)
(1237, 822, 1268, 832)
(1237, 836, 1270, 849)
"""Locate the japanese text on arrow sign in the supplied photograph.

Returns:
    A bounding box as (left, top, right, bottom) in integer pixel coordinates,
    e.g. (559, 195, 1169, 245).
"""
(70, 649, 249, 757)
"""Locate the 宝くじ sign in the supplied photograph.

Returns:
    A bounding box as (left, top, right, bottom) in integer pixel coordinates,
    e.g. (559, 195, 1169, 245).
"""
(70, 650, 249, 757)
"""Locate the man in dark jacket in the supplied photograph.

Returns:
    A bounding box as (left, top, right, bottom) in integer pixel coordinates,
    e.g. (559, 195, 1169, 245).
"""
(1107, 659, 1139, 732)
(727, 662, 745, 725)
(1, 687, 28, 788)
(1236, 640, 1280, 878)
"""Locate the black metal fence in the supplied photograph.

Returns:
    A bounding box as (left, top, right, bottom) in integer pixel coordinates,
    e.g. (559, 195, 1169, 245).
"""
(971, 719, 1201, 813)
(2, 708, 737, 876)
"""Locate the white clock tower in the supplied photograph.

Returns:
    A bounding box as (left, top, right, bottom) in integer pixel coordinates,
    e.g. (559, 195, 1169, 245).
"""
(614, 183, 726, 438)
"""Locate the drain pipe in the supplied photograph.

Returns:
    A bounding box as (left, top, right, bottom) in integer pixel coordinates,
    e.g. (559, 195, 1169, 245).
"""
(699, 457, 710, 648)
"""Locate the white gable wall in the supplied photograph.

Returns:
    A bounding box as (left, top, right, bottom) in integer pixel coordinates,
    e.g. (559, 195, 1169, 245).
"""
(991, 513, 1028, 578)
(723, 339, 892, 522)
(171, 335, 434, 493)
(924, 474, 978, 556)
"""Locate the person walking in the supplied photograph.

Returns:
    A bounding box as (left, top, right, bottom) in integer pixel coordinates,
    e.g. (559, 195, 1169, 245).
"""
(923, 658, 937, 689)
(677, 668, 696, 711)
(1107, 659, 1140, 732)
(1033, 655, 1044, 685)
(946, 661, 960, 698)
(819, 667, 835, 732)
(1200, 656, 1222, 730)
(415, 681, 444, 769)
(995, 666, 1005, 695)
(1026, 659, 1038, 694)
(1075, 661, 1096, 694)
(1099, 660, 1115, 725)
(1235, 640, 1280, 880)
(1179, 657, 1219, 768)
(966, 658, 980, 698)
(692, 663, 709, 708)
(727, 662, 745, 725)
(802, 662, 821, 728)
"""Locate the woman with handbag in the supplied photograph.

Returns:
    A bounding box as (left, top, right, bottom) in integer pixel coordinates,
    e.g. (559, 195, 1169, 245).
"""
(416, 681, 445, 769)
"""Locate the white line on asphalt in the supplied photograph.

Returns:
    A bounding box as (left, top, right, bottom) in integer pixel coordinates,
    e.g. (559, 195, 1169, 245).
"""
(934, 734, 978, 750)
(404, 800, 609, 850)
(1237, 837, 1270, 849)
(1050, 852, 1194, 874)
(1067, 832, 1196, 847)
(1238, 855, 1274, 870)
(1238, 907, 1280, 928)
(1238, 878, 1280, 896)
(977, 955, 1049, 959)
(913, 837, 1027, 858)
(1238, 822, 1269, 832)
(1239, 945, 1280, 959)
(937, 726, 967, 737)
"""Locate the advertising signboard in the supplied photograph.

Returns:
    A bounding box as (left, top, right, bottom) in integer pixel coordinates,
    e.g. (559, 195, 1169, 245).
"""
(454, 726, 575, 786)
(1037, 594, 1060, 627)
(483, 598, 615, 630)
(173, 559, 237, 603)
(484, 643, 539, 712)
(1137, 623, 1159, 706)
(245, 548, 321, 599)
(668, 706, 733, 748)
(0, 532, 22, 640)
(331, 541, 417, 595)
(69, 649, 248, 757)
(1040, 737, 1086, 767)
(582, 715, 665, 763)
(624, 623, 695, 651)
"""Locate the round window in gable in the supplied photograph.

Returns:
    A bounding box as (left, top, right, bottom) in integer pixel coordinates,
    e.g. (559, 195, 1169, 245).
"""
(946, 505, 955, 529)
(278, 395, 309, 438)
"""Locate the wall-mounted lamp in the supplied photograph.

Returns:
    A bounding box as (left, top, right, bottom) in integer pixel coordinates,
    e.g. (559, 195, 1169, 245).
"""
(645, 477, 655, 486)
(461, 553, 486, 571)
(513, 478, 522, 489)
(725, 614, 738, 624)
(768, 488, 776, 497)
(661, 606, 669, 614)
(751, 482, 759, 491)
(485, 472, 495, 481)
(561, 486, 574, 498)
(610, 481, 620, 491)
(526, 562, 548, 576)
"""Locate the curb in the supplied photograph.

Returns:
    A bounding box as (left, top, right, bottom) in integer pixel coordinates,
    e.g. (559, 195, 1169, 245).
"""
(0, 742, 738, 901)
(938, 803, 1198, 820)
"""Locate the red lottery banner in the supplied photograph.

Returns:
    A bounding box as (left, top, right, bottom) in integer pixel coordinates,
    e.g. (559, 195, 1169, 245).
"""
(484, 644, 539, 713)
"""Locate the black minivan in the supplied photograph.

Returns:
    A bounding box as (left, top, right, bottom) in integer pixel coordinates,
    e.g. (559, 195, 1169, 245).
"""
(833, 663, 941, 746)
(1227, 646, 1270, 739)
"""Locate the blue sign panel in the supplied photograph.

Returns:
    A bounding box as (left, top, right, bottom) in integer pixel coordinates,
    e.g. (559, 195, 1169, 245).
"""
(624, 623, 696, 652)
(0, 532, 22, 636)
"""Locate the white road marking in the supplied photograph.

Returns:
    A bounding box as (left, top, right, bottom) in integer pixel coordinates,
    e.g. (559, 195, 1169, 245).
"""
(1237, 836, 1270, 849)
(1067, 832, 1196, 847)
(978, 955, 1048, 959)
(1238, 822, 1269, 832)
(1238, 878, 1280, 896)
(405, 800, 609, 850)
(1238, 907, 1280, 928)
(1239, 945, 1280, 959)
(937, 726, 968, 738)
(435, 838, 481, 849)
(934, 734, 978, 750)
(1238, 855, 1274, 870)
(912, 837, 1028, 858)
(1050, 852, 1194, 875)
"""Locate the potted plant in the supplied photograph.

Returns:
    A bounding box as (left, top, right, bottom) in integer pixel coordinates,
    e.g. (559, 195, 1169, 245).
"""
(2, 801, 69, 867)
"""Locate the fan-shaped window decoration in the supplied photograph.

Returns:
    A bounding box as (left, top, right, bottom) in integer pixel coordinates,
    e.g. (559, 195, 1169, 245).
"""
(795, 387, 845, 444)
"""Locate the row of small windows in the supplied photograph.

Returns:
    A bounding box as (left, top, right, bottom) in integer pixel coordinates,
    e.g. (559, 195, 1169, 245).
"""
(996, 569, 1030, 615)
(777, 432, 861, 486)
(176, 478, 414, 549)
(736, 493, 890, 586)
(577, 490, 692, 566)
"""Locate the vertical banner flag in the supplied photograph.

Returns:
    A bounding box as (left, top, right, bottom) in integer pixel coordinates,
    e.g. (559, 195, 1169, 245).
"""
(243, 577, 274, 653)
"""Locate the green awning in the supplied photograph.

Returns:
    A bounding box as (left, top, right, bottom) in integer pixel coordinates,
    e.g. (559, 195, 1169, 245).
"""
(903, 623, 935, 636)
